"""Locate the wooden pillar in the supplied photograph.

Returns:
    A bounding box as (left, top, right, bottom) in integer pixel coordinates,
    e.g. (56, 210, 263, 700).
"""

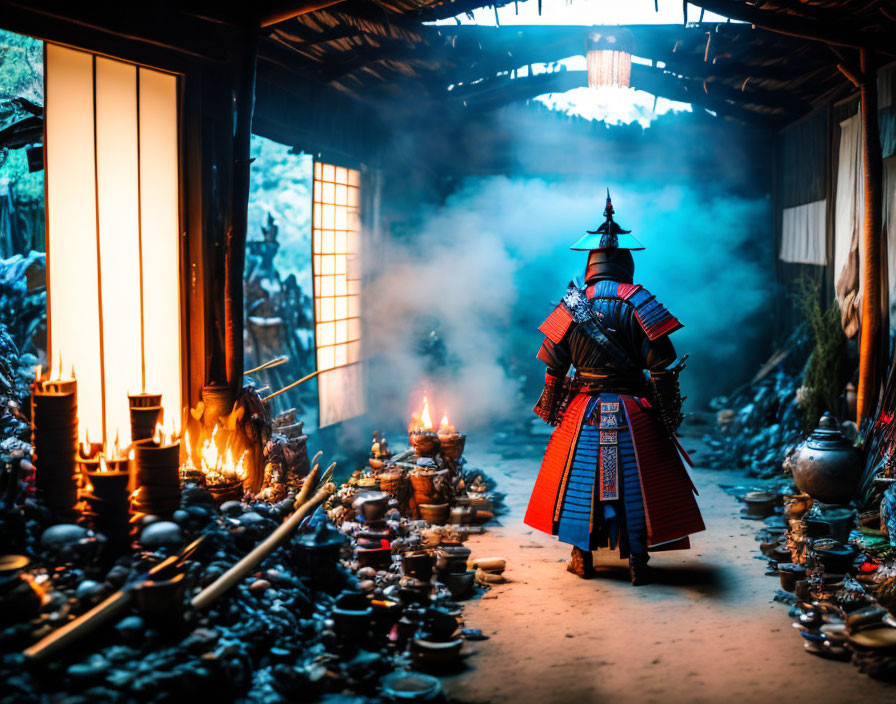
(224, 28, 258, 400)
(856, 48, 884, 423)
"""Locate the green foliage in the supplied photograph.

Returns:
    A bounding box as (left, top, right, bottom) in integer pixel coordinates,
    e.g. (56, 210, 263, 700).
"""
(797, 278, 846, 432)
(0, 29, 45, 253)
(0, 29, 42, 105)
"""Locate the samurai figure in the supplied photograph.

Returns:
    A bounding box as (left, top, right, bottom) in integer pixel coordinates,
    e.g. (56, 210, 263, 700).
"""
(524, 192, 704, 585)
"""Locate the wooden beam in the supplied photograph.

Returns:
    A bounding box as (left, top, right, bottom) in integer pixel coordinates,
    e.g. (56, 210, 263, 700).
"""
(856, 48, 884, 423)
(447, 66, 782, 126)
(259, 0, 349, 27)
(688, 0, 896, 54)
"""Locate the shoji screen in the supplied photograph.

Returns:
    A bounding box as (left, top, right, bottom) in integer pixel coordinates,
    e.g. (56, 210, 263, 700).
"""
(312, 162, 364, 427)
(45, 44, 181, 449)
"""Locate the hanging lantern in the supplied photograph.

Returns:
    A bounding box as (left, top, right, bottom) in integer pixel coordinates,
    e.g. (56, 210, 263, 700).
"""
(586, 30, 634, 89)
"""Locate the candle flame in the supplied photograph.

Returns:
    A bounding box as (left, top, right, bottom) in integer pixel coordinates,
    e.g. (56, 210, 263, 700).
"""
(420, 394, 433, 431)
(80, 428, 91, 458)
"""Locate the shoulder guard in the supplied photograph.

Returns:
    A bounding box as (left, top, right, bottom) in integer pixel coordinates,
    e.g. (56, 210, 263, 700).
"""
(561, 281, 593, 323)
(538, 302, 573, 344)
(618, 284, 683, 340)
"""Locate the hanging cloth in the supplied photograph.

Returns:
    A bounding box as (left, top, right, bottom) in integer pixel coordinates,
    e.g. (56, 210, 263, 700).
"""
(779, 200, 827, 265)
(834, 110, 865, 338)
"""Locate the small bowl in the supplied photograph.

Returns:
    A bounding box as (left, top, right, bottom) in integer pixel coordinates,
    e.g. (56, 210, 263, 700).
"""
(743, 491, 779, 517)
(778, 563, 806, 592)
(442, 570, 476, 600)
(773, 546, 793, 564)
(411, 637, 464, 664)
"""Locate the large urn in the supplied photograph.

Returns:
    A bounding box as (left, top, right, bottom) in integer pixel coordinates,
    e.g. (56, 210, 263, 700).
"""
(792, 413, 863, 505)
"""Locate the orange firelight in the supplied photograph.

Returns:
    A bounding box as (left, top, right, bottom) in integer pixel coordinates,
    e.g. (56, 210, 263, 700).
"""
(420, 394, 433, 431)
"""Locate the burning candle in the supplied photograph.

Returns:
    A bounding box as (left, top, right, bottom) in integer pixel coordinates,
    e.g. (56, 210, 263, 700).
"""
(408, 393, 440, 458)
(437, 411, 466, 465)
(133, 423, 181, 516)
(82, 455, 131, 551)
(31, 363, 79, 514)
(128, 392, 163, 443)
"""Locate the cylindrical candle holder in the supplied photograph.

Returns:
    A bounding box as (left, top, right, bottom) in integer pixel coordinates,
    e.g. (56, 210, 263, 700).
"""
(83, 460, 131, 552)
(128, 393, 163, 443)
(438, 433, 466, 462)
(31, 378, 79, 514)
(133, 439, 181, 516)
(409, 431, 440, 459)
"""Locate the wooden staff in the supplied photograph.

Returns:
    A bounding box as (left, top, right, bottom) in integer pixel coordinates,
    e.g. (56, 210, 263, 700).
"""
(192, 479, 335, 611)
(262, 369, 323, 403)
(244, 356, 290, 375)
(24, 537, 204, 662)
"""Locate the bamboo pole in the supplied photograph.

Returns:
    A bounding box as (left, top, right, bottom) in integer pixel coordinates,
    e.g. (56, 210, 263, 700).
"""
(262, 368, 323, 402)
(191, 482, 335, 610)
(857, 48, 884, 424)
(244, 356, 289, 375)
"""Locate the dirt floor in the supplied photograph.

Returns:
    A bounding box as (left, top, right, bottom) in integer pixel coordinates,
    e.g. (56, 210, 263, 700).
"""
(442, 424, 896, 704)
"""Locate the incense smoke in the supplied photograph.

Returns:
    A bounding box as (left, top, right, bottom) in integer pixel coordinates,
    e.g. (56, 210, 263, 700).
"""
(366, 177, 773, 432)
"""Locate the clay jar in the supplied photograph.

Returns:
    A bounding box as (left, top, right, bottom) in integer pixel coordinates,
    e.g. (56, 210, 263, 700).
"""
(792, 413, 863, 505)
(419, 503, 450, 525)
(379, 470, 405, 496)
(778, 563, 806, 592)
(353, 491, 389, 523)
(402, 550, 434, 581)
(435, 545, 471, 574)
(410, 470, 439, 506)
(742, 491, 779, 518)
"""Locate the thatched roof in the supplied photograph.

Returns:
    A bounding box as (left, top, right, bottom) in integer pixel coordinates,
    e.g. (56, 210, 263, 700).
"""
(257, 0, 896, 128)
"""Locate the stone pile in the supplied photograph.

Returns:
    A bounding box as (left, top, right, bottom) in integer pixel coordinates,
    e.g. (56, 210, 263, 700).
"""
(0, 428, 502, 703)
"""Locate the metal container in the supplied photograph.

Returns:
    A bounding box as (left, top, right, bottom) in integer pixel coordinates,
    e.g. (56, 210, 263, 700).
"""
(792, 413, 862, 505)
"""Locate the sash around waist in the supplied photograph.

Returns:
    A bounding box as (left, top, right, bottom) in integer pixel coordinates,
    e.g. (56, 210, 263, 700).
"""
(573, 368, 646, 396)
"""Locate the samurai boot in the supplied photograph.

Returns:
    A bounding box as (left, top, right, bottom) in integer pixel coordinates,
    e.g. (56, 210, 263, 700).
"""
(629, 552, 652, 586)
(567, 546, 594, 579)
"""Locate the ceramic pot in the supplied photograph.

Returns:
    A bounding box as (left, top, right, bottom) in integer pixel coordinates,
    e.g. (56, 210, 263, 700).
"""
(803, 505, 857, 543)
(380, 672, 442, 703)
(402, 550, 434, 581)
(410, 471, 439, 506)
(778, 563, 806, 592)
(357, 545, 392, 569)
(353, 491, 390, 522)
(332, 592, 373, 638)
(773, 545, 793, 563)
(379, 471, 405, 496)
(419, 503, 450, 525)
(743, 491, 778, 518)
(811, 539, 857, 574)
(442, 570, 476, 600)
(435, 546, 471, 574)
(411, 637, 463, 665)
(792, 413, 862, 504)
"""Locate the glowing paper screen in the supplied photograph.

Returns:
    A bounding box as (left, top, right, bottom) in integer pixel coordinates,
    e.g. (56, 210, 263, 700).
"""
(45, 45, 181, 448)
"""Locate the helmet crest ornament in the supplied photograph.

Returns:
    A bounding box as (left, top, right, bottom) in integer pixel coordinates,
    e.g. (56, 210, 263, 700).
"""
(570, 189, 645, 252)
